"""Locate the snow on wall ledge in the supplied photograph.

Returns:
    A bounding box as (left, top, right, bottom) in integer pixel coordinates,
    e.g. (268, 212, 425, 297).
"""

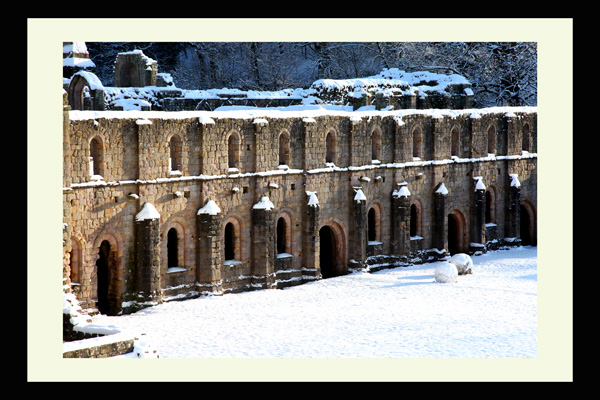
(69, 105, 537, 124)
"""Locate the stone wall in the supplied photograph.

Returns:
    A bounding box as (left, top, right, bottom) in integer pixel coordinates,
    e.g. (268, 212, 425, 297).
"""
(63, 105, 537, 315)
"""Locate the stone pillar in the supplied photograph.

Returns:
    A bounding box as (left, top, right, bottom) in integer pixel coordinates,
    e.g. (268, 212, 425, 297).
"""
(303, 191, 321, 280)
(506, 174, 521, 241)
(351, 188, 368, 268)
(196, 200, 223, 294)
(252, 196, 276, 289)
(134, 203, 162, 305)
(433, 183, 449, 252)
(471, 177, 487, 252)
(392, 183, 411, 256)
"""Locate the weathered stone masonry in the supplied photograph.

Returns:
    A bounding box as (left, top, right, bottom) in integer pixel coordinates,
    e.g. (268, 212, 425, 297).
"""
(62, 92, 537, 316)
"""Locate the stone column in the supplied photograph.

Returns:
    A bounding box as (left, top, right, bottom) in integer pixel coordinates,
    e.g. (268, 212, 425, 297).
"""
(196, 200, 223, 294)
(252, 196, 276, 289)
(303, 191, 321, 280)
(351, 188, 368, 268)
(506, 174, 521, 241)
(472, 177, 487, 250)
(392, 183, 411, 256)
(134, 203, 162, 305)
(433, 183, 449, 252)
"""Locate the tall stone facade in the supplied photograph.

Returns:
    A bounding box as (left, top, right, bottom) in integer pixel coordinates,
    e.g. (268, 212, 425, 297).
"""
(62, 89, 537, 315)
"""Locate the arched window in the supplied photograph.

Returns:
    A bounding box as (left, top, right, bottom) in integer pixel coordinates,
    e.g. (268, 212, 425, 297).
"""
(522, 123, 531, 152)
(368, 207, 377, 242)
(412, 127, 423, 159)
(169, 135, 182, 173)
(279, 132, 290, 166)
(89, 136, 103, 178)
(276, 217, 287, 254)
(224, 222, 236, 261)
(487, 125, 496, 154)
(228, 133, 240, 169)
(410, 204, 419, 237)
(326, 131, 336, 164)
(485, 189, 496, 225)
(451, 127, 460, 157)
(371, 129, 381, 162)
(167, 228, 178, 269)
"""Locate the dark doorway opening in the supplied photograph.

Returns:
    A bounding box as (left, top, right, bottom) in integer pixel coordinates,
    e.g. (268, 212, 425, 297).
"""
(225, 222, 235, 261)
(167, 228, 178, 268)
(96, 240, 111, 315)
(410, 204, 417, 237)
(448, 214, 459, 255)
(120, 62, 138, 87)
(368, 208, 376, 242)
(277, 217, 286, 254)
(520, 205, 531, 245)
(319, 226, 337, 278)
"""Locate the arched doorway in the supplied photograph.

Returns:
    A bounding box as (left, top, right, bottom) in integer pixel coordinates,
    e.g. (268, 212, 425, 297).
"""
(447, 211, 466, 255)
(319, 225, 339, 278)
(520, 203, 537, 246)
(96, 240, 111, 315)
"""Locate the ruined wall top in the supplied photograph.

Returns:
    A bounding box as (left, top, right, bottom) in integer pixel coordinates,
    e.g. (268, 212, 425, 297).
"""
(113, 50, 158, 87)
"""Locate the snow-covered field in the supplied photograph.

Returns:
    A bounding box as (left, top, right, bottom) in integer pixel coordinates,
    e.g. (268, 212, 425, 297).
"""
(88, 246, 537, 359)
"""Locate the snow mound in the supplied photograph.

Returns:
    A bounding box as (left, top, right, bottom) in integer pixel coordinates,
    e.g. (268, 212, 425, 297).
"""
(434, 262, 458, 283)
(449, 253, 474, 275)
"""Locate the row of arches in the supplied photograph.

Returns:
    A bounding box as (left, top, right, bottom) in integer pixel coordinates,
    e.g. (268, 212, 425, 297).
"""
(85, 122, 534, 181)
(67, 192, 535, 315)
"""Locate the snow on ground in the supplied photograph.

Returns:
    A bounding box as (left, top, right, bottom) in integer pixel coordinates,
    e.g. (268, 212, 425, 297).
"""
(89, 246, 537, 359)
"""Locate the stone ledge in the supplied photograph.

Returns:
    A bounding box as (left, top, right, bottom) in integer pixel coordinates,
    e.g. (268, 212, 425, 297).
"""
(63, 332, 135, 358)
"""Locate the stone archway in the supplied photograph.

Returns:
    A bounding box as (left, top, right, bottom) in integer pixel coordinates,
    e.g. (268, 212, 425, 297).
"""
(520, 201, 537, 246)
(319, 222, 346, 278)
(96, 240, 113, 315)
(93, 233, 122, 316)
(447, 210, 467, 255)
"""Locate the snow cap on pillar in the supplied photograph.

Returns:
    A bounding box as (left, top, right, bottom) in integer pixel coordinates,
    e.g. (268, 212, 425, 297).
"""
(198, 199, 221, 215)
(135, 202, 160, 221)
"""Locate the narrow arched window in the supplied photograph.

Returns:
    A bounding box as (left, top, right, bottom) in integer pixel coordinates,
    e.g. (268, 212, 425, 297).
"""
(228, 133, 240, 169)
(371, 130, 381, 162)
(485, 189, 497, 225)
(90, 136, 103, 177)
(368, 208, 377, 242)
(169, 135, 182, 173)
(410, 203, 419, 237)
(279, 132, 290, 166)
(412, 127, 423, 159)
(487, 125, 496, 154)
(276, 217, 287, 254)
(451, 127, 460, 157)
(224, 222, 236, 261)
(167, 228, 178, 269)
(522, 124, 530, 152)
(326, 131, 336, 164)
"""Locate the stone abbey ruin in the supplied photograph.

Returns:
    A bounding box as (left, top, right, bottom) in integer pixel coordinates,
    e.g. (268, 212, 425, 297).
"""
(62, 43, 537, 320)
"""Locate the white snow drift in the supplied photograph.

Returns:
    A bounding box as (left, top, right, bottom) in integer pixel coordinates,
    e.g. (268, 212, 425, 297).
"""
(71, 246, 537, 359)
